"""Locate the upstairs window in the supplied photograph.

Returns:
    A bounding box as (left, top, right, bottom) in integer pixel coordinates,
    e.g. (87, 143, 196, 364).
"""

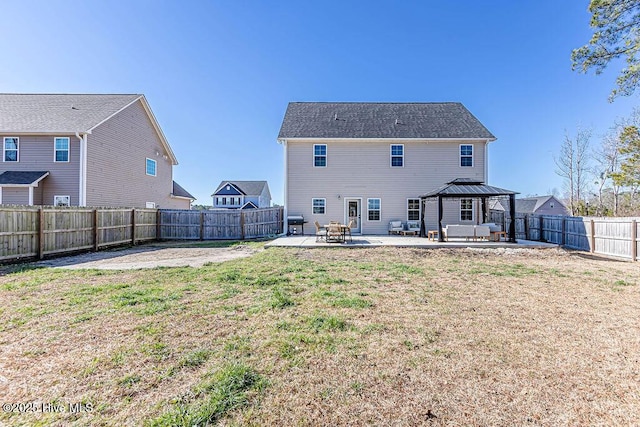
(54, 137, 70, 162)
(314, 144, 327, 167)
(460, 144, 473, 167)
(146, 158, 157, 176)
(460, 198, 473, 221)
(391, 144, 404, 167)
(4, 137, 18, 162)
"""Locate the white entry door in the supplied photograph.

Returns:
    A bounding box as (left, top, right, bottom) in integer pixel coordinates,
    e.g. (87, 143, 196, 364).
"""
(345, 199, 361, 234)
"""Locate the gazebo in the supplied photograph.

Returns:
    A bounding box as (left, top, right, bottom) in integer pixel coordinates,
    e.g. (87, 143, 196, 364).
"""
(420, 178, 519, 242)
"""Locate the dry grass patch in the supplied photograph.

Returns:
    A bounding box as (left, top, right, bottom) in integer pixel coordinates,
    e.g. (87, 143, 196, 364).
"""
(0, 246, 638, 426)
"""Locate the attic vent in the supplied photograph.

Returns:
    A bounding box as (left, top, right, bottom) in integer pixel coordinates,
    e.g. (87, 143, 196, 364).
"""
(226, 185, 230, 190)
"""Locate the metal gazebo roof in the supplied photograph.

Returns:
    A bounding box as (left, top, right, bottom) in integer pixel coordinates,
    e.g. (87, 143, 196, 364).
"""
(421, 178, 518, 198)
(418, 178, 519, 243)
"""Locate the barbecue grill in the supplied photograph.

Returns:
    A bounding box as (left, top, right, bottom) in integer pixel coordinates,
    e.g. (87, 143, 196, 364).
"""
(287, 215, 306, 235)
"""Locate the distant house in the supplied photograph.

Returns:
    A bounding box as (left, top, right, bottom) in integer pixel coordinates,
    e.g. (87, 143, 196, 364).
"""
(492, 195, 568, 216)
(0, 94, 194, 209)
(212, 181, 271, 209)
(277, 102, 501, 235)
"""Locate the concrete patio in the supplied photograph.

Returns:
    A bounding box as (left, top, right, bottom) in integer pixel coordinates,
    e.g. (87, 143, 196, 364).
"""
(265, 235, 558, 249)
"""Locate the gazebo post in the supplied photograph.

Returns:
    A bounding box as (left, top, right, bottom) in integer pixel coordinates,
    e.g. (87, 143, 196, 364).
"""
(420, 197, 426, 237)
(481, 197, 487, 223)
(438, 196, 444, 242)
(509, 193, 517, 243)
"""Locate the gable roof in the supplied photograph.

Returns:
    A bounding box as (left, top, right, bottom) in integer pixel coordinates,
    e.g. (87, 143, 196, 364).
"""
(212, 181, 270, 197)
(172, 181, 195, 200)
(277, 102, 496, 140)
(0, 93, 178, 165)
(491, 195, 567, 214)
(516, 196, 565, 214)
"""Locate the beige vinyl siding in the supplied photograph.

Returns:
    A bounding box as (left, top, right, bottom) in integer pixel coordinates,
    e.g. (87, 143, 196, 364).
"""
(287, 139, 487, 234)
(86, 100, 182, 209)
(0, 134, 79, 205)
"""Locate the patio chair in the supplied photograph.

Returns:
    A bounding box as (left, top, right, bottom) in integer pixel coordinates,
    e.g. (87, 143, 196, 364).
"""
(406, 221, 420, 235)
(326, 222, 343, 243)
(344, 220, 354, 242)
(388, 220, 403, 235)
(314, 220, 327, 242)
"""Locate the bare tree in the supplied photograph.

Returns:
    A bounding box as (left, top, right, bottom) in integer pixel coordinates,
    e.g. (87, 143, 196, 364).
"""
(555, 128, 592, 215)
(593, 130, 623, 215)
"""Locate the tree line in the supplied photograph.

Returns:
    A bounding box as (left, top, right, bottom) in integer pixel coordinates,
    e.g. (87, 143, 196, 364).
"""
(559, 0, 639, 216)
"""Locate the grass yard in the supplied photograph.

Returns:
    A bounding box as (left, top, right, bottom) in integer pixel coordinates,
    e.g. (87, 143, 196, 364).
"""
(0, 245, 639, 426)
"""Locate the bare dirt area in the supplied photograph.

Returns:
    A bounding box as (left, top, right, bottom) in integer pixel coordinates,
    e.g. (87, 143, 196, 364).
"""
(32, 242, 260, 270)
(0, 246, 638, 426)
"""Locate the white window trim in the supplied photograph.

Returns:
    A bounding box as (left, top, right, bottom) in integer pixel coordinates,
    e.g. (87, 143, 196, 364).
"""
(460, 198, 474, 222)
(407, 198, 421, 221)
(3, 137, 19, 162)
(145, 202, 156, 209)
(313, 144, 327, 168)
(53, 137, 70, 163)
(390, 144, 404, 168)
(54, 195, 71, 207)
(460, 144, 473, 167)
(146, 158, 157, 176)
(312, 198, 326, 215)
(367, 198, 381, 221)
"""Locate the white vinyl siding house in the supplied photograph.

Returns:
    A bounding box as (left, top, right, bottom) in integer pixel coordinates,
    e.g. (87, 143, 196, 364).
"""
(211, 181, 271, 209)
(278, 102, 496, 235)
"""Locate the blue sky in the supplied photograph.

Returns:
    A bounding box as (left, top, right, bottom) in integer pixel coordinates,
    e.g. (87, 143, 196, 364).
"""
(1, 0, 637, 205)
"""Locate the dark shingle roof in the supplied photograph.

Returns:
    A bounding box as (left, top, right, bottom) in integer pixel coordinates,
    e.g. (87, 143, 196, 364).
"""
(0, 171, 49, 185)
(278, 102, 495, 140)
(172, 181, 195, 200)
(0, 94, 141, 133)
(212, 181, 269, 197)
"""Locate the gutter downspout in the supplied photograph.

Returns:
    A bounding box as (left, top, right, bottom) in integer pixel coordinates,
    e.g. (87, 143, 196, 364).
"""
(76, 131, 89, 206)
(484, 140, 489, 183)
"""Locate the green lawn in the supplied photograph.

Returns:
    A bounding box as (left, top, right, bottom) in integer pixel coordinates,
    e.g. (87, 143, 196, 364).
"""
(0, 245, 638, 426)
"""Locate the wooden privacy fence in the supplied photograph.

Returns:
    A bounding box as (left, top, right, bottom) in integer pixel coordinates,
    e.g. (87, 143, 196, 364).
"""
(490, 211, 639, 261)
(159, 207, 284, 240)
(0, 206, 284, 262)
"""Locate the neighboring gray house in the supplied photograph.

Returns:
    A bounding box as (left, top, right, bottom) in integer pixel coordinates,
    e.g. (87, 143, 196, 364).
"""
(211, 181, 271, 209)
(277, 102, 497, 235)
(492, 195, 569, 216)
(0, 94, 194, 209)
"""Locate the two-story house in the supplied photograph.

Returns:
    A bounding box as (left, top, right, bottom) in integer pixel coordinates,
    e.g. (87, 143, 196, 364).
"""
(0, 94, 194, 209)
(277, 102, 497, 235)
(211, 181, 271, 209)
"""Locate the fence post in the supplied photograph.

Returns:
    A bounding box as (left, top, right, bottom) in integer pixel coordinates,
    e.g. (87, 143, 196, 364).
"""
(240, 211, 245, 240)
(131, 208, 136, 245)
(590, 219, 596, 253)
(38, 207, 45, 260)
(539, 215, 544, 242)
(156, 209, 162, 241)
(93, 209, 99, 251)
(561, 216, 566, 246)
(200, 211, 204, 241)
(632, 219, 637, 262)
